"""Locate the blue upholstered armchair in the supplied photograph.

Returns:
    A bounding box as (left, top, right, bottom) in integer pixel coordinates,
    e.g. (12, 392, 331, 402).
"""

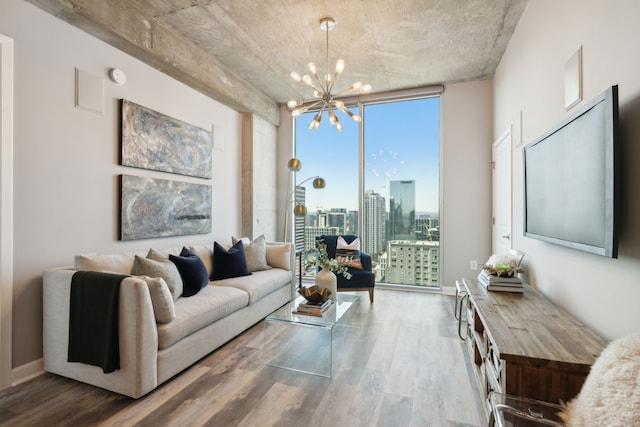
(316, 235, 375, 303)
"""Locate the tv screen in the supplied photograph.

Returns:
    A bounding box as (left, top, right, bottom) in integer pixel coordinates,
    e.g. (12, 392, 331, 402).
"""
(523, 85, 618, 257)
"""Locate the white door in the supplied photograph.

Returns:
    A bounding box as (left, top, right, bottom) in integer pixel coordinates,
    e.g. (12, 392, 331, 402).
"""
(492, 128, 512, 254)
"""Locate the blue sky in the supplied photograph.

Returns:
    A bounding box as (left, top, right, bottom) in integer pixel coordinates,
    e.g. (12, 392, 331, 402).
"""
(295, 97, 440, 213)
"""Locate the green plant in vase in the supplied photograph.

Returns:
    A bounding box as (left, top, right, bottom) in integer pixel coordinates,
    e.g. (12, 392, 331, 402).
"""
(305, 239, 352, 279)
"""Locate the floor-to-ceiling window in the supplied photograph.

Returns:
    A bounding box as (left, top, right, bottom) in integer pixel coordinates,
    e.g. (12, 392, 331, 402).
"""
(363, 98, 440, 288)
(293, 107, 360, 252)
(295, 96, 440, 288)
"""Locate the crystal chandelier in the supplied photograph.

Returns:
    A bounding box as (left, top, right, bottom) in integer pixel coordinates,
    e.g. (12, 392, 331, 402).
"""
(287, 17, 372, 132)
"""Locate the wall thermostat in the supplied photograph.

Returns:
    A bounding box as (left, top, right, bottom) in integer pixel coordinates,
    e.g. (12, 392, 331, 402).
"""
(108, 68, 127, 85)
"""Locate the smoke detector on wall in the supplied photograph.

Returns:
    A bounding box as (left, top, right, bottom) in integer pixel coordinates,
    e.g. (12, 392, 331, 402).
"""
(108, 68, 127, 85)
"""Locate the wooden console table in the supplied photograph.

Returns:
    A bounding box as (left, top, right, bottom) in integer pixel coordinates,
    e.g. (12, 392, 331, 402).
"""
(461, 277, 607, 417)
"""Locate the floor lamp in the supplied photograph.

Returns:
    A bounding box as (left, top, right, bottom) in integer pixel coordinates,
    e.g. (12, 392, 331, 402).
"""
(283, 158, 325, 242)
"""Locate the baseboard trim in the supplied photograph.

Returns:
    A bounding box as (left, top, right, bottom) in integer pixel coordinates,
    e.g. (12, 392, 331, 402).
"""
(442, 286, 456, 296)
(12, 358, 44, 386)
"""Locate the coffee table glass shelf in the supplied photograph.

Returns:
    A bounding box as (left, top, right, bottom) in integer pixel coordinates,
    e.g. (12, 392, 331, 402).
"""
(263, 293, 359, 378)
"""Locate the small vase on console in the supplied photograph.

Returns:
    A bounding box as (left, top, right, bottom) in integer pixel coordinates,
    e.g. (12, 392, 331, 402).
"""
(315, 267, 337, 301)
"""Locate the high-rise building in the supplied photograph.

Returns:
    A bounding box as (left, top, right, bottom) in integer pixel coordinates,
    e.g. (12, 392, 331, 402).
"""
(305, 211, 317, 227)
(384, 240, 439, 287)
(363, 190, 386, 257)
(347, 210, 359, 235)
(415, 216, 440, 241)
(388, 180, 415, 241)
(328, 208, 347, 234)
(317, 211, 329, 228)
(294, 186, 306, 250)
(304, 226, 339, 251)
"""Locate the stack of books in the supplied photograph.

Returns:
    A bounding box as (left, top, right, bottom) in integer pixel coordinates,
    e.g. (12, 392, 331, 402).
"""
(478, 270, 523, 293)
(294, 299, 333, 317)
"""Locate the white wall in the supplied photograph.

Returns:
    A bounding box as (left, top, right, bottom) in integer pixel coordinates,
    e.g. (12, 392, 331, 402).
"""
(242, 113, 278, 241)
(494, 0, 640, 340)
(441, 80, 493, 289)
(1, 0, 249, 369)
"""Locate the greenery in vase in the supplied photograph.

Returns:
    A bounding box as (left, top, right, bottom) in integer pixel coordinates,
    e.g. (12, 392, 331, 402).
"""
(305, 239, 352, 279)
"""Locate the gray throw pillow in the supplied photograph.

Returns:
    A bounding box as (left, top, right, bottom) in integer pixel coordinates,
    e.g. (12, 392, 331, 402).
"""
(131, 255, 183, 301)
(147, 248, 172, 262)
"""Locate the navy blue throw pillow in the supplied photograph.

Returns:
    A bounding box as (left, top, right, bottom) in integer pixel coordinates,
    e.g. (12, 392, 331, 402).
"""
(170, 247, 209, 297)
(211, 240, 252, 281)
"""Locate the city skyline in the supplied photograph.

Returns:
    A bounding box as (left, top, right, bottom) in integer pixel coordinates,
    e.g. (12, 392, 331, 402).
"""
(299, 172, 441, 287)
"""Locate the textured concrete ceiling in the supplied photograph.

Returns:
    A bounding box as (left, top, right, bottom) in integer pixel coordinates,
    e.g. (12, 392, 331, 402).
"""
(26, 0, 527, 124)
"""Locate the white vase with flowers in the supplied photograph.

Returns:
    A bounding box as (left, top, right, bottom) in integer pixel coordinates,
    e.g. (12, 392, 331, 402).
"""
(305, 239, 352, 301)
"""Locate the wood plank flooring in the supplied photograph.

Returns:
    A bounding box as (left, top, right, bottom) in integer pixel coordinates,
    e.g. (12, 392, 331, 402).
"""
(0, 289, 485, 427)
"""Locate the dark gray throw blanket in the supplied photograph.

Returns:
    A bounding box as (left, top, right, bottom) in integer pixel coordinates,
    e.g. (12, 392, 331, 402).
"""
(68, 271, 128, 373)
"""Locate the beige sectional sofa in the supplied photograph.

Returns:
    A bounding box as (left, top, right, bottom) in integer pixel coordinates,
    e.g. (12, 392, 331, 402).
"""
(43, 241, 295, 398)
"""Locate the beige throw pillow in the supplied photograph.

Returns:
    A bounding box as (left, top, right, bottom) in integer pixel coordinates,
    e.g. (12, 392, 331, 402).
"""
(232, 235, 270, 272)
(265, 243, 291, 270)
(131, 254, 183, 301)
(137, 276, 175, 323)
(188, 244, 214, 277)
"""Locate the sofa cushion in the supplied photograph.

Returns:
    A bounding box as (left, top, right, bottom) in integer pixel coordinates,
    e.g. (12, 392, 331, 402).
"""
(75, 253, 135, 275)
(232, 234, 270, 272)
(265, 243, 291, 270)
(210, 268, 291, 304)
(156, 285, 249, 349)
(131, 255, 183, 301)
(137, 276, 175, 323)
(211, 241, 251, 280)
(170, 247, 209, 297)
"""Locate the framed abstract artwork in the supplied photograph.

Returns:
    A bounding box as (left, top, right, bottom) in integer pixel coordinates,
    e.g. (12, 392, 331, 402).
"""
(120, 175, 212, 240)
(121, 100, 212, 179)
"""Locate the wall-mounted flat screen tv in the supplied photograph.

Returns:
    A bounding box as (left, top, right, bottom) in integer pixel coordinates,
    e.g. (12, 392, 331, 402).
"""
(523, 85, 618, 258)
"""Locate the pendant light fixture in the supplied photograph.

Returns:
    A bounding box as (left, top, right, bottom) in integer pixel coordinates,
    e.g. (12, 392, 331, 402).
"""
(287, 17, 371, 132)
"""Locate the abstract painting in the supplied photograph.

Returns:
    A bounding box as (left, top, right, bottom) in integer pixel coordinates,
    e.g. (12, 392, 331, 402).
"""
(120, 175, 212, 240)
(121, 100, 212, 179)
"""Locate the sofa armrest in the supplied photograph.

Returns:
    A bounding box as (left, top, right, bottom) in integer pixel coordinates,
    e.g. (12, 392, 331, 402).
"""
(43, 268, 159, 398)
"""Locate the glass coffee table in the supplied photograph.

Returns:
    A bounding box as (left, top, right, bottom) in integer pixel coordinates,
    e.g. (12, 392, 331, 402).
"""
(263, 293, 359, 377)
